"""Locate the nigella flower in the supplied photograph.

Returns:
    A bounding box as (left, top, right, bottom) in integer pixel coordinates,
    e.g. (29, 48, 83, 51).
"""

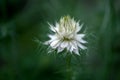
(45, 15, 87, 55)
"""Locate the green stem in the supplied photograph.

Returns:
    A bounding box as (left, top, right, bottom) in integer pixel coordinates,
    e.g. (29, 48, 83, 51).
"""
(66, 53, 72, 80)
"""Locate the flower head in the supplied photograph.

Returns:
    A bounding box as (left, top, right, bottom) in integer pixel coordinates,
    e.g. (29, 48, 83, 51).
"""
(45, 15, 87, 55)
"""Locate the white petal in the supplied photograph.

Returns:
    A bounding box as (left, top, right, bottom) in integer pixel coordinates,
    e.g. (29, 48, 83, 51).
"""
(57, 47, 64, 53)
(73, 49, 80, 55)
(47, 39, 54, 43)
(75, 34, 87, 43)
(79, 23, 84, 31)
(75, 21, 81, 33)
(45, 39, 54, 45)
(55, 26, 59, 33)
(76, 34, 85, 38)
(60, 41, 68, 48)
(75, 26, 80, 33)
(48, 35, 57, 40)
(77, 42, 87, 50)
(79, 39, 87, 43)
(67, 42, 71, 51)
(55, 22, 59, 29)
(69, 42, 76, 52)
(48, 23, 56, 32)
(50, 40, 60, 48)
(71, 41, 78, 49)
(76, 38, 87, 43)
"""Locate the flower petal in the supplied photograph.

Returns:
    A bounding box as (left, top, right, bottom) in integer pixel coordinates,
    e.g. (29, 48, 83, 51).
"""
(69, 42, 76, 52)
(79, 39, 87, 43)
(50, 39, 60, 48)
(60, 41, 68, 48)
(57, 47, 64, 53)
(67, 42, 71, 51)
(73, 49, 80, 55)
(76, 38, 87, 44)
(76, 34, 85, 38)
(48, 34, 57, 40)
(75, 26, 80, 33)
(71, 41, 78, 49)
(48, 23, 56, 32)
(77, 42, 87, 50)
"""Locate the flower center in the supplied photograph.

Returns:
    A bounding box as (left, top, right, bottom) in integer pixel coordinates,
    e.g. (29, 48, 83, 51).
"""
(63, 36, 73, 41)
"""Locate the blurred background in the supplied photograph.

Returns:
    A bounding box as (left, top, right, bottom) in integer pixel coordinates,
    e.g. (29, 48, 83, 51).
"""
(0, 0, 120, 80)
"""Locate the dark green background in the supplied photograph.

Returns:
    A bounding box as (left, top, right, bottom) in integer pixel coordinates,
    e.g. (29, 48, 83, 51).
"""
(0, 0, 120, 80)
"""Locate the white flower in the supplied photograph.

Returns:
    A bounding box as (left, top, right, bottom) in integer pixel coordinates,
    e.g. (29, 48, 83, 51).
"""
(45, 15, 87, 55)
